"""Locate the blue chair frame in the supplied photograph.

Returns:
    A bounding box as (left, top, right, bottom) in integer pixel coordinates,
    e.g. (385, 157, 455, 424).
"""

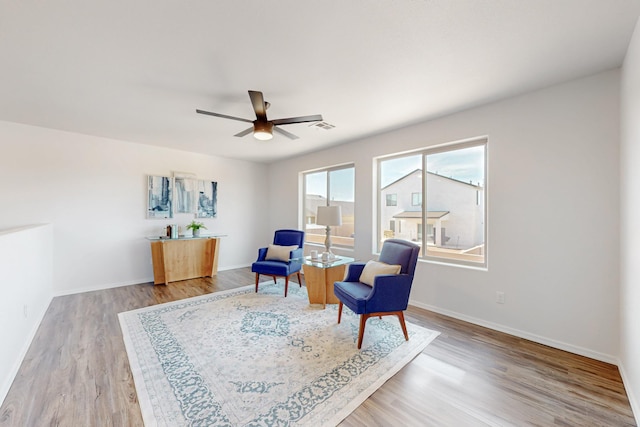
(333, 239, 420, 348)
(251, 229, 305, 297)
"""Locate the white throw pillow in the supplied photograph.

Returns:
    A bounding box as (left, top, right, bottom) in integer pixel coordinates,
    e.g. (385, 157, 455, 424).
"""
(265, 244, 298, 262)
(359, 260, 401, 286)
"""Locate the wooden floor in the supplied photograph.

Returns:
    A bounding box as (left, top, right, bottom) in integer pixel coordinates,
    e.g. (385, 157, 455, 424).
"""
(0, 267, 636, 426)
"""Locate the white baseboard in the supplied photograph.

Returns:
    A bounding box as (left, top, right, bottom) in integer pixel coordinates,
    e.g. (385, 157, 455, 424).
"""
(53, 264, 255, 297)
(218, 263, 251, 271)
(617, 360, 640, 424)
(409, 300, 618, 365)
(0, 294, 53, 407)
(54, 277, 154, 297)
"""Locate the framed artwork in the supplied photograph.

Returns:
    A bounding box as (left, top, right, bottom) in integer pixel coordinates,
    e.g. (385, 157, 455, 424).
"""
(174, 173, 197, 214)
(147, 175, 173, 218)
(197, 180, 218, 218)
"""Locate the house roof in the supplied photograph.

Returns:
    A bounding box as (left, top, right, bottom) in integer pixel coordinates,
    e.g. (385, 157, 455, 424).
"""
(382, 169, 482, 190)
(393, 211, 449, 219)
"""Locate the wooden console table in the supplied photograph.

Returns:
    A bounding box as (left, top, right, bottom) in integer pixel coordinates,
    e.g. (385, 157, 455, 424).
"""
(302, 256, 355, 308)
(148, 236, 223, 285)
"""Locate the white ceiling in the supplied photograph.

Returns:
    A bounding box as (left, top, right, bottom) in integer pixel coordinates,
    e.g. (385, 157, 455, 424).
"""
(1, 1, 639, 163)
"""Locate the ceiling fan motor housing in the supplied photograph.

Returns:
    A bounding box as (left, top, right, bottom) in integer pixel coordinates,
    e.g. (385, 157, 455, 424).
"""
(253, 121, 274, 140)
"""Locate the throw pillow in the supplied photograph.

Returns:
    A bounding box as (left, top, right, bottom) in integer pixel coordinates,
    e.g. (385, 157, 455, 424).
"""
(265, 244, 298, 262)
(359, 260, 402, 286)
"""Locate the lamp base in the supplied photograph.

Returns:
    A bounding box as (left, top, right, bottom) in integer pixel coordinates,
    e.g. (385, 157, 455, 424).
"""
(324, 226, 336, 259)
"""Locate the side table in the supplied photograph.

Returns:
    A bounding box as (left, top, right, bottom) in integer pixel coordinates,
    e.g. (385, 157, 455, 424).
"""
(147, 235, 225, 285)
(302, 256, 355, 308)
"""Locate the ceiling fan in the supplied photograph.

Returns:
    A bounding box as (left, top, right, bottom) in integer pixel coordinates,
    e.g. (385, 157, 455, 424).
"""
(196, 90, 323, 141)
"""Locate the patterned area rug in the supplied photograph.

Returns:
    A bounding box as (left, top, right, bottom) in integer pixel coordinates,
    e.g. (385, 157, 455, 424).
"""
(118, 282, 439, 426)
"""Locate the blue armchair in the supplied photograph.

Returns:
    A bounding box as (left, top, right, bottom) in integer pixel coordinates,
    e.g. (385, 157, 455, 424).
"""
(333, 239, 420, 349)
(251, 229, 305, 297)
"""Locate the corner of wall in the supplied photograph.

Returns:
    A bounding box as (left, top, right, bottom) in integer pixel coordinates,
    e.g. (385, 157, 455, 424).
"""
(619, 13, 640, 425)
(0, 224, 54, 406)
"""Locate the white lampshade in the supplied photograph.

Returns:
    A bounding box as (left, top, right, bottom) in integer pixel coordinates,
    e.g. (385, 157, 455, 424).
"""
(316, 205, 342, 226)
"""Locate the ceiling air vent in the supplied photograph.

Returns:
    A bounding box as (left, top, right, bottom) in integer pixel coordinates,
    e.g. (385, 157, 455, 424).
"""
(309, 121, 335, 130)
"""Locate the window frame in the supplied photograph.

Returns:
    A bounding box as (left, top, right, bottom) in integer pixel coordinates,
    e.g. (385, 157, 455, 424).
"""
(301, 163, 355, 252)
(377, 138, 487, 269)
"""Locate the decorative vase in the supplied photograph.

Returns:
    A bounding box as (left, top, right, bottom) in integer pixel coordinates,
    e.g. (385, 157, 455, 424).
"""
(193, 228, 201, 238)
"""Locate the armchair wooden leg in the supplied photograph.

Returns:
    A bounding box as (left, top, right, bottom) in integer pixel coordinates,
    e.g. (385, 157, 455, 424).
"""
(255, 274, 260, 293)
(272, 276, 277, 284)
(297, 272, 302, 287)
(337, 302, 343, 324)
(284, 277, 289, 297)
(397, 311, 409, 341)
(358, 314, 371, 349)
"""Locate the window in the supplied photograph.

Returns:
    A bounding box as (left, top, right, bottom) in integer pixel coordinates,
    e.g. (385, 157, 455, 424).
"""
(426, 224, 434, 243)
(302, 164, 355, 250)
(378, 139, 486, 267)
(386, 194, 397, 206)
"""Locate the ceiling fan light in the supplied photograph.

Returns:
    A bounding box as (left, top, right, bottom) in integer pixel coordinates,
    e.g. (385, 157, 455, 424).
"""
(253, 122, 273, 140)
(253, 130, 273, 140)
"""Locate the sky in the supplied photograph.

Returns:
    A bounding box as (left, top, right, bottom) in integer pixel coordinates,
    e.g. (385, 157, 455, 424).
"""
(380, 145, 485, 187)
(306, 144, 485, 201)
(305, 167, 355, 202)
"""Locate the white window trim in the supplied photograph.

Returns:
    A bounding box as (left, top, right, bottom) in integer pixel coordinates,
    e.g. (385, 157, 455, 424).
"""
(376, 138, 488, 269)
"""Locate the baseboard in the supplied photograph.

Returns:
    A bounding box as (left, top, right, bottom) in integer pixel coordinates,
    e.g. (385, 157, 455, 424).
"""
(409, 300, 618, 365)
(617, 360, 640, 424)
(218, 263, 252, 271)
(54, 277, 154, 297)
(53, 265, 255, 297)
(0, 294, 53, 406)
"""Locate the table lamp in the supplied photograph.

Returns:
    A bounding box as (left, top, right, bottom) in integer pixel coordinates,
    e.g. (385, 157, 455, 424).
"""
(316, 205, 342, 256)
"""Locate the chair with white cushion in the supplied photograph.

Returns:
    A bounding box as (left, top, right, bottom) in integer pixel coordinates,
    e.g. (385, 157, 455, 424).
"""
(251, 229, 305, 297)
(333, 239, 420, 348)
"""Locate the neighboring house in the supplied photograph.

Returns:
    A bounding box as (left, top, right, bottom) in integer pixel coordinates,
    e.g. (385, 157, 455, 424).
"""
(380, 169, 484, 252)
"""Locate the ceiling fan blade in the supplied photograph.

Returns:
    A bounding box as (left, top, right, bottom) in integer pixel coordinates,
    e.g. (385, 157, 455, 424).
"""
(271, 114, 323, 126)
(234, 127, 254, 137)
(196, 109, 253, 123)
(274, 126, 299, 140)
(248, 90, 268, 121)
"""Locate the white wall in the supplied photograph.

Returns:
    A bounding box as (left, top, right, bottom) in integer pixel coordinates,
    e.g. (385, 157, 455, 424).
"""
(620, 15, 640, 421)
(0, 224, 53, 404)
(269, 70, 621, 362)
(0, 121, 269, 294)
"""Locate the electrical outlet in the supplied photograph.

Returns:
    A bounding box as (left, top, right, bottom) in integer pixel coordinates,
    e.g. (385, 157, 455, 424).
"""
(496, 291, 505, 304)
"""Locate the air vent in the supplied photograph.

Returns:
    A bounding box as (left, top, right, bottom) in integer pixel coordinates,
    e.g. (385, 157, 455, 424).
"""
(309, 121, 335, 130)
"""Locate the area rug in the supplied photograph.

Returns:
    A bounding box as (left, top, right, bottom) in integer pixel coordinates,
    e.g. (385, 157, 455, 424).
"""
(118, 282, 439, 426)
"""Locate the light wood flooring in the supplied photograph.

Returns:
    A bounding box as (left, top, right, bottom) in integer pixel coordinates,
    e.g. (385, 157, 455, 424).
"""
(0, 268, 636, 426)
